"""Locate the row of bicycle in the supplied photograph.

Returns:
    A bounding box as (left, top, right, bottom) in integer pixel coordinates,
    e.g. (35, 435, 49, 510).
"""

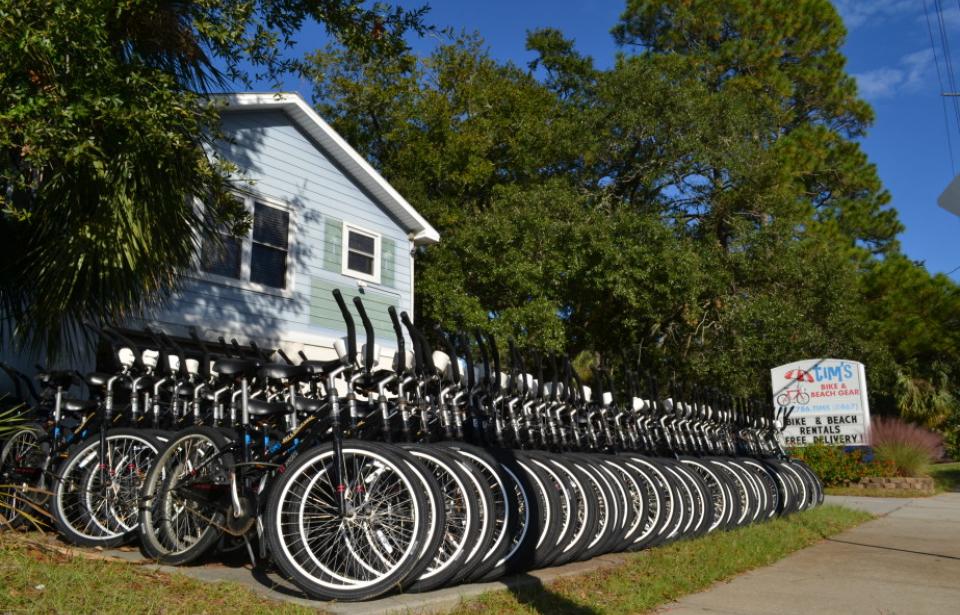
(0, 289, 822, 601)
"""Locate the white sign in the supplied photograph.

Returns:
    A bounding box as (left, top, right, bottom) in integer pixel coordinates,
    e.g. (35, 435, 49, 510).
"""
(770, 359, 871, 447)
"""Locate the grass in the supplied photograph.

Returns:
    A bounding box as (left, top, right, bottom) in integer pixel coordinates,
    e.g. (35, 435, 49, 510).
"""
(0, 534, 321, 614)
(0, 504, 875, 615)
(450, 505, 871, 615)
(824, 486, 932, 498)
(930, 462, 960, 492)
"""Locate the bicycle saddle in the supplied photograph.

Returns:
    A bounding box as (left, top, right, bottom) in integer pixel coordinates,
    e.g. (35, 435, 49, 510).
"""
(212, 358, 258, 377)
(353, 369, 397, 391)
(36, 370, 78, 389)
(259, 363, 307, 381)
(300, 358, 345, 376)
(85, 372, 115, 388)
(293, 396, 324, 413)
(248, 397, 289, 416)
(119, 375, 156, 392)
(62, 397, 98, 412)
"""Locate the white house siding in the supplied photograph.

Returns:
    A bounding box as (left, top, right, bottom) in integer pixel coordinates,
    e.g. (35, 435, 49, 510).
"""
(146, 109, 414, 363)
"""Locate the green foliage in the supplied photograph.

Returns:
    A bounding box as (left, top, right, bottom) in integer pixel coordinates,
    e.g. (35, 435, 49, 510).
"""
(790, 444, 894, 486)
(873, 442, 934, 478)
(305, 0, 927, 398)
(0, 0, 429, 357)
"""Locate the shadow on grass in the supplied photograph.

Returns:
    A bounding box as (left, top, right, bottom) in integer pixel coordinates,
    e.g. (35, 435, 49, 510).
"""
(501, 573, 600, 615)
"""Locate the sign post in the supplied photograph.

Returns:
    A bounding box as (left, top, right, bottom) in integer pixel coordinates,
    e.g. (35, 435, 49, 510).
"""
(770, 359, 871, 447)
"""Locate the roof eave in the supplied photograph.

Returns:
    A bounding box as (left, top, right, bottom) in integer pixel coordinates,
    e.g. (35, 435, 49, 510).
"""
(211, 92, 440, 245)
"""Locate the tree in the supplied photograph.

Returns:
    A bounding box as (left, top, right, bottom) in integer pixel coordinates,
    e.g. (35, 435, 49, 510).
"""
(305, 1, 936, 404)
(0, 0, 429, 355)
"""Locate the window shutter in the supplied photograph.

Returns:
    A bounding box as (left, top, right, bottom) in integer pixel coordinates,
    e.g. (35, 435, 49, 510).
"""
(323, 217, 342, 272)
(381, 237, 396, 288)
(250, 202, 290, 289)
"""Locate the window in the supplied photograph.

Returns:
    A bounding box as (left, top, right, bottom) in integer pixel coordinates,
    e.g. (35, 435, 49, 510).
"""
(199, 194, 293, 293)
(342, 224, 381, 283)
(250, 202, 290, 288)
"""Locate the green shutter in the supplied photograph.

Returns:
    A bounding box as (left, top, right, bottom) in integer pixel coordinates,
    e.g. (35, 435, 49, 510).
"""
(323, 217, 342, 272)
(381, 237, 396, 288)
(309, 277, 399, 332)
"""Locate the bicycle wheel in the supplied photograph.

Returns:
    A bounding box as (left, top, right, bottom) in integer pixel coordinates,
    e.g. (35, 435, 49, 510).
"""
(542, 454, 599, 566)
(400, 444, 480, 592)
(392, 447, 445, 590)
(680, 457, 724, 534)
(441, 443, 515, 583)
(138, 426, 234, 564)
(444, 448, 498, 585)
(51, 428, 161, 547)
(0, 424, 50, 528)
(264, 440, 429, 602)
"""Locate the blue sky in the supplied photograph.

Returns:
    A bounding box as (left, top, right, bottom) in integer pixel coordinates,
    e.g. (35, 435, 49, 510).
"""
(271, 1, 960, 280)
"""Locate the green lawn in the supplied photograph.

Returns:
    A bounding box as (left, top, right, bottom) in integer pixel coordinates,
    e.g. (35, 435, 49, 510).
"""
(0, 535, 319, 615)
(450, 505, 871, 615)
(0, 505, 871, 615)
(930, 462, 960, 492)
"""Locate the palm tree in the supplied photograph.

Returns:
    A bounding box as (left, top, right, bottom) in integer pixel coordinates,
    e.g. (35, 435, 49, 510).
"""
(0, 1, 428, 358)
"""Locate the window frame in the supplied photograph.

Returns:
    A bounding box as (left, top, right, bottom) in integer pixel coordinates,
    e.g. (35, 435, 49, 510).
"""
(341, 222, 382, 284)
(195, 191, 296, 298)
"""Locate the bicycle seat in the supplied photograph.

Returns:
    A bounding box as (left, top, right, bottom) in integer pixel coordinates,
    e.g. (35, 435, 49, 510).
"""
(212, 358, 258, 377)
(119, 376, 155, 392)
(37, 370, 77, 389)
(173, 381, 195, 396)
(248, 397, 289, 416)
(293, 396, 324, 413)
(259, 363, 307, 381)
(300, 359, 344, 376)
(85, 372, 114, 388)
(63, 397, 98, 412)
(353, 369, 397, 391)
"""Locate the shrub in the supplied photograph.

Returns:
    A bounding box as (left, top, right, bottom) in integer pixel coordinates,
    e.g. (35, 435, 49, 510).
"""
(869, 417, 942, 476)
(791, 443, 894, 486)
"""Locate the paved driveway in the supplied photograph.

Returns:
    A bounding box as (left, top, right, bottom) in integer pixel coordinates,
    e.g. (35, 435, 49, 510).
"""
(659, 493, 960, 615)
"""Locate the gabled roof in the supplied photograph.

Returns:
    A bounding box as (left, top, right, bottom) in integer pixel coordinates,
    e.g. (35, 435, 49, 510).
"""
(215, 92, 439, 245)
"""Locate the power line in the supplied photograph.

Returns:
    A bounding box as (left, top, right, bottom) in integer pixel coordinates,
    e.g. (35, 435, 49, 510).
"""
(936, 0, 960, 130)
(925, 0, 958, 175)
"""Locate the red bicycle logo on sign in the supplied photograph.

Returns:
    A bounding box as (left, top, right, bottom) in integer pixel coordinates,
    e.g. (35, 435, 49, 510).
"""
(777, 387, 810, 406)
(777, 369, 814, 406)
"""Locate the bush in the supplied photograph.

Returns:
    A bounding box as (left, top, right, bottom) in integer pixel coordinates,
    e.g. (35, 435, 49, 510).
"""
(869, 417, 942, 476)
(791, 444, 894, 487)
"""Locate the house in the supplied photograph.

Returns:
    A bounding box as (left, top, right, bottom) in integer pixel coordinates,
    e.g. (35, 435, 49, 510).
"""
(146, 92, 439, 364)
(0, 92, 438, 393)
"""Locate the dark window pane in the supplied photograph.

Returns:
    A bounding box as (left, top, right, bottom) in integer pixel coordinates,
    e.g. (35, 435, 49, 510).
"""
(253, 203, 289, 249)
(250, 243, 287, 288)
(201, 235, 242, 279)
(347, 251, 374, 275)
(348, 231, 375, 254)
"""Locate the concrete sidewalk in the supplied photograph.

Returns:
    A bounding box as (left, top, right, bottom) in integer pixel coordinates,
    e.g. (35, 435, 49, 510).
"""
(659, 493, 960, 615)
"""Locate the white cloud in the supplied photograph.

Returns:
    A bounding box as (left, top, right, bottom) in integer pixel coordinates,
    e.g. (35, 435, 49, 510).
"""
(854, 48, 936, 99)
(855, 67, 905, 98)
(834, 0, 917, 29)
(901, 48, 935, 89)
